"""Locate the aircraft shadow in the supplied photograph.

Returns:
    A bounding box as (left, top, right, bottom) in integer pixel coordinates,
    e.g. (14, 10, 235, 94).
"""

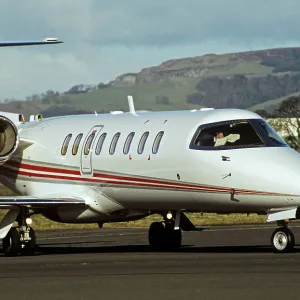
(33, 243, 300, 255)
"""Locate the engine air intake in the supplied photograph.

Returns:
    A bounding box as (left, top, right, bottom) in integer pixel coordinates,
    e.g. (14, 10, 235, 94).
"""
(0, 116, 18, 159)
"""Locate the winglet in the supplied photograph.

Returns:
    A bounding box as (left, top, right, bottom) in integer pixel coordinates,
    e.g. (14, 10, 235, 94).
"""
(128, 95, 136, 115)
(42, 38, 61, 43)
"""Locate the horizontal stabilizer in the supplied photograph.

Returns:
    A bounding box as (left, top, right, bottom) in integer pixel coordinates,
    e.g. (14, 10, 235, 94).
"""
(0, 196, 85, 208)
(0, 39, 63, 47)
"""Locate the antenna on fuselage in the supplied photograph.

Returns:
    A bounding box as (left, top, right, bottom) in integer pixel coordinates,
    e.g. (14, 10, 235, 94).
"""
(128, 95, 136, 115)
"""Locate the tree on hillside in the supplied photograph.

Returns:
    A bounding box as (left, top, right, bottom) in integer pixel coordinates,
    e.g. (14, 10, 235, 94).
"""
(254, 109, 270, 118)
(156, 95, 170, 105)
(26, 94, 40, 102)
(268, 96, 300, 151)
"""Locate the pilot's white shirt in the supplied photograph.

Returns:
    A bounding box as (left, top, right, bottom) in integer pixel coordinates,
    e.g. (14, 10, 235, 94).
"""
(214, 134, 240, 147)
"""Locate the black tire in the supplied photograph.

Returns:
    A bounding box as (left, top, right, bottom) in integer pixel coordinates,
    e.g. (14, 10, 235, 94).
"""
(2, 227, 21, 256)
(271, 227, 295, 253)
(148, 222, 165, 248)
(21, 228, 36, 256)
(166, 229, 182, 249)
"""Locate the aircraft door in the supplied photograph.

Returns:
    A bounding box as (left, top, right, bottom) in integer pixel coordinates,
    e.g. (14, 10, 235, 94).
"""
(81, 125, 103, 176)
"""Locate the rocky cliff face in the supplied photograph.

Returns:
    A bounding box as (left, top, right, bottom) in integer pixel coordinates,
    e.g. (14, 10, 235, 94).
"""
(112, 48, 300, 86)
(110, 47, 300, 110)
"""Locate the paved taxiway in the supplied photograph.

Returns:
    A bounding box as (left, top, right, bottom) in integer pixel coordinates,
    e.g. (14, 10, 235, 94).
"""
(1, 225, 300, 300)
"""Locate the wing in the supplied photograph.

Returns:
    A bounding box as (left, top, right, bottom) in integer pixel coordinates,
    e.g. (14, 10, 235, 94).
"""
(0, 196, 85, 209)
(0, 196, 85, 239)
(0, 38, 63, 47)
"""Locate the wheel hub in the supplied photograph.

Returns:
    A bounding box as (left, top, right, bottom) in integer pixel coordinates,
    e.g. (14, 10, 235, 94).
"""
(274, 232, 288, 250)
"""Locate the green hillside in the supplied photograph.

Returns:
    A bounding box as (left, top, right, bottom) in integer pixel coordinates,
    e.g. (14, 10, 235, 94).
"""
(1, 47, 300, 117)
(249, 91, 300, 112)
(66, 80, 200, 111)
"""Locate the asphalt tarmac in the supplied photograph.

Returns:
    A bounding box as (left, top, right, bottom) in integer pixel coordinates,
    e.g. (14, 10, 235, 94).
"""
(1, 224, 300, 300)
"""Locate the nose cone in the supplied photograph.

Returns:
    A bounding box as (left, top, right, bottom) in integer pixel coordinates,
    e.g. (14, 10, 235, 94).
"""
(258, 147, 300, 169)
(234, 147, 300, 195)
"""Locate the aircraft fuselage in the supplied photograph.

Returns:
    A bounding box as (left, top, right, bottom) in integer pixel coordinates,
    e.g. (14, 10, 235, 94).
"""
(1, 108, 299, 224)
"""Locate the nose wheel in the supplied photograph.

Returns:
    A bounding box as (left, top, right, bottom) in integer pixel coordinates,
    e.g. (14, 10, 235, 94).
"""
(271, 227, 295, 253)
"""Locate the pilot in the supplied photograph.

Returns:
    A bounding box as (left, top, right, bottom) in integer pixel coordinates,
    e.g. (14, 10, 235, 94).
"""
(215, 132, 224, 139)
(214, 131, 240, 147)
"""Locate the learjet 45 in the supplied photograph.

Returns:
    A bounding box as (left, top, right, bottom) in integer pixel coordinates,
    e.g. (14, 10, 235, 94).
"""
(0, 39, 298, 255)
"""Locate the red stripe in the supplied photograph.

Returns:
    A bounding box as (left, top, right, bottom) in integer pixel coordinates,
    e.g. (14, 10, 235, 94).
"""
(3, 161, 291, 197)
(6, 161, 230, 192)
(14, 162, 80, 176)
(12, 169, 228, 193)
(1, 167, 286, 196)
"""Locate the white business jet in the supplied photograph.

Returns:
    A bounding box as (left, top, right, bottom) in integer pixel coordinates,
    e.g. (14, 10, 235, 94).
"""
(0, 40, 299, 256)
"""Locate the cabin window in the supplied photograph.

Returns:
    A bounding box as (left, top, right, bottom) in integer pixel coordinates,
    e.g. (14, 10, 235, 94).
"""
(95, 133, 107, 155)
(191, 120, 264, 150)
(152, 131, 164, 154)
(61, 134, 72, 155)
(84, 133, 96, 155)
(72, 133, 83, 155)
(138, 132, 149, 154)
(123, 132, 135, 154)
(109, 132, 121, 155)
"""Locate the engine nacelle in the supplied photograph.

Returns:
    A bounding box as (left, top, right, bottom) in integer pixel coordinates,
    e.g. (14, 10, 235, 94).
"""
(0, 116, 19, 165)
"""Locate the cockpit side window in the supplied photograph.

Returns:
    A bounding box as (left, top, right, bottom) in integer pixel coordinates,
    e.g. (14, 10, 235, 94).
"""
(190, 119, 282, 150)
(256, 120, 286, 146)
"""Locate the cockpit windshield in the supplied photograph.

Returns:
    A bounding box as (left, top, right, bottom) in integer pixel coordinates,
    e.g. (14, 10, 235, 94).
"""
(190, 119, 287, 150)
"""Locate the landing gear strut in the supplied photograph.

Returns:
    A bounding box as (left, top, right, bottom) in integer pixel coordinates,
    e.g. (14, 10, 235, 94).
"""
(148, 211, 182, 250)
(271, 222, 295, 253)
(2, 208, 36, 256)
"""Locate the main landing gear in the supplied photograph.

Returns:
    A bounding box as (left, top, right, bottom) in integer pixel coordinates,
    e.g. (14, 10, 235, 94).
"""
(271, 222, 295, 253)
(148, 211, 182, 250)
(2, 208, 36, 256)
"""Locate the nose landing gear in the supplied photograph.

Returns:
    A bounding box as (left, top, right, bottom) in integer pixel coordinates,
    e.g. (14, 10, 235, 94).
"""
(271, 226, 295, 253)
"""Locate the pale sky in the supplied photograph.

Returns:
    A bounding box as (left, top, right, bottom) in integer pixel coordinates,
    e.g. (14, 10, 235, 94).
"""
(0, 0, 300, 100)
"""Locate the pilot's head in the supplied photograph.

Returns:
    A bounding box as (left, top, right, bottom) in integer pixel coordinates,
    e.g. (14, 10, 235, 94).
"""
(216, 132, 224, 139)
